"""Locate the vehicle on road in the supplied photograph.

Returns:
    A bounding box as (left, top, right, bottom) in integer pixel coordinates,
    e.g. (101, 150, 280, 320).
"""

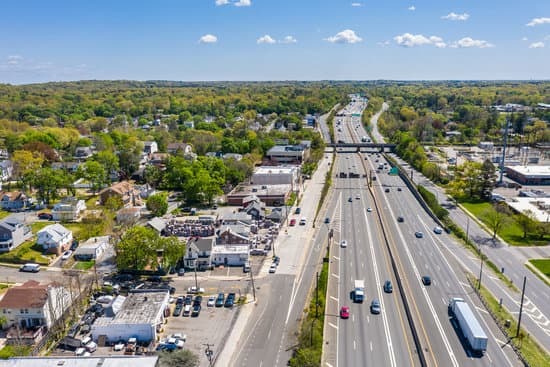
(353, 280, 365, 303)
(225, 293, 236, 308)
(370, 299, 381, 314)
(385, 188, 390, 193)
(355, 194, 360, 200)
(38, 212, 53, 220)
(340, 240, 348, 248)
(178, 268, 185, 276)
(397, 216, 404, 222)
(61, 250, 72, 260)
(19, 263, 40, 273)
(415, 231, 424, 238)
(367, 207, 372, 212)
(273, 256, 280, 265)
(324, 217, 330, 223)
(215, 293, 225, 307)
(295, 207, 301, 214)
(269, 264, 277, 273)
(397, 187, 402, 191)
(348, 197, 353, 202)
(207, 296, 216, 307)
(422, 276, 432, 286)
(433, 226, 443, 234)
(299, 217, 307, 225)
(448, 298, 488, 353)
(340, 306, 350, 319)
(289, 218, 296, 226)
(243, 261, 251, 273)
(383, 280, 393, 293)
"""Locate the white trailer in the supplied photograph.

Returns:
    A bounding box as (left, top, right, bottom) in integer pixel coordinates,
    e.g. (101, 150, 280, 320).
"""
(353, 280, 365, 303)
(448, 298, 488, 353)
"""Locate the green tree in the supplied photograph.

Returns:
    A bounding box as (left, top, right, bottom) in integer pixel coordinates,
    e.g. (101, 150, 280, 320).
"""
(158, 349, 199, 367)
(479, 159, 496, 200)
(144, 165, 164, 189)
(94, 150, 119, 177)
(515, 209, 536, 239)
(482, 203, 511, 240)
(146, 193, 168, 217)
(76, 160, 108, 194)
(31, 167, 65, 204)
(116, 226, 159, 271)
(104, 196, 124, 212)
(158, 236, 185, 271)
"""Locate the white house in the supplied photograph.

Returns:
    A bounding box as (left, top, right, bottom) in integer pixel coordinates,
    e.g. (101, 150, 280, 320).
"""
(51, 197, 87, 222)
(183, 237, 215, 270)
(0, 280, 72, 330)
(74, 235, 110, 261)
(211, 245, 249, 267)
(143, 141, 158, 155)
(91, 290, 169, 344)
(37, 223, 73, 255)
(0, 160, 13, 182)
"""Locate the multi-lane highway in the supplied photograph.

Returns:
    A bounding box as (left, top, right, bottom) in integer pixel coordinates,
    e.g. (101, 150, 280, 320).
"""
(323, 100, 522, 367)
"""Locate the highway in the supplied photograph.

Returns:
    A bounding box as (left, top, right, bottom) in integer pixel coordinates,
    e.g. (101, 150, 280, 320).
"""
(323, 99, 522, 367)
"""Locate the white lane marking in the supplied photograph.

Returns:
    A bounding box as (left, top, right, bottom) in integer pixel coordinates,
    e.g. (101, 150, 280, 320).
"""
(370, 342, 373, 351)
(331, 296, 339, 302)
(353, 340, 356, 350)
(364, 207, 396, 367)
(329, 322, 338, 330)
(332, 273, 340, 279)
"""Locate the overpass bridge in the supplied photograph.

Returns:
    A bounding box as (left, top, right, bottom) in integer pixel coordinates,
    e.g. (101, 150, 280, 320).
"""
(326, 143, 397, 153)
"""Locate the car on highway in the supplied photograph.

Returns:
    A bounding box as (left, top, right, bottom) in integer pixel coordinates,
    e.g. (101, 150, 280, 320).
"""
(299, 217, 307, 225)
(324, 217, 330, 224)
(383, 280, 393, 293)
(433, 226, 443, 234)
(340, 306, 350, 319)
(397, 187, 402, 191)
(355, 194, 360, 200)
(397, 216, 404, 222)
(348, 197, 353, 202)
(422, 276, 432, 286)
(340, 240, 348, 248)
(289, 218, 296, 226)
(207, 296, 216, 307)
(215, 293, 225, 307)
(385, 188, 390, 193)
(225, 293, 236, 308)
(370, 299, 381, 314)
(295, 207, 301, 214)
(61, 250, 73, 260)
(367, 207, 372, 212)
(269, 264, 277, 273)
(415, 231, 424, 238)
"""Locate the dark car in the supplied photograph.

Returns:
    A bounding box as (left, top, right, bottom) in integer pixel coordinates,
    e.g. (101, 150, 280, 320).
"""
(295, 207, 301, 214)
(193, 295, 203, 306)
(422, 276, 432, 286)
(191, 304, 201, 317)
(184, 295, 193, 305)
(370, 299, 381, 314)
(148, 275, 162, 283)
(173, 303, 183, 317)
(385, 188, 390, 193)
(324, 217, 330, 224)
(415, 231, 424, 238)
(215, 293, 225, 307)
(273, 256, 280, 265)
(38, 212, 53, 220)
(397, 216, 404, 223)
(224, 293, 236, 308)
(383, 280, 393, 293)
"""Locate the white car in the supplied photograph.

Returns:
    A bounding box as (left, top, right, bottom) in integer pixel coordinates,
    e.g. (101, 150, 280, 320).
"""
(340, 240, 348, 248)
(269, 264, 277, 273)
(207, 296, 216, 307)
(433, 227, 443, 234)
(113, 343, 125, 351)
(367, 207, 372, 212)
(187, 286, 205, 294)
(61, 250, 72, 260)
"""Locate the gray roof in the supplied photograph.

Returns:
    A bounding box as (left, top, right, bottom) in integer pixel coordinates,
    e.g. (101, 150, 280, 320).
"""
(189, 237, 215, 252)
(5, 356, 159, 367)
(93, 290, 168, 326)
(147, 217, 166, 232)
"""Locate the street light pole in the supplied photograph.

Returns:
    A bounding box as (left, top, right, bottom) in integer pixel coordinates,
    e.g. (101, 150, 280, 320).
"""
(250, 264, 256, 302)
(194, 259, 198, 290)
(516, 276, 527, 338)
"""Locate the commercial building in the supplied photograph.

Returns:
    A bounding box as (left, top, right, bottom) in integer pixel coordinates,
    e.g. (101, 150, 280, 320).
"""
(227, 184, 291, 206)
(91, 290, 169, 344)
(251, 165, 301, 189)
(211, 244, 249, 267)
(265, 144, 309, 164)
(505, 165, 550, 185)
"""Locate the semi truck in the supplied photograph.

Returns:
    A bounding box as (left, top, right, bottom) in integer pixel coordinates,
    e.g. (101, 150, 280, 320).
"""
(353, 280, 365, 303)
(448, 298, 488, 354)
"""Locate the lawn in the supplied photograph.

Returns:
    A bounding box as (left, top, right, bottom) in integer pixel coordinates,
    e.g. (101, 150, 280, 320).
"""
(0, 239, 53, 265)
(529, 259, 550, 277)
(74, 260, 95, 271)
(0, 345, 31, 359)
(0, 210, 11, 220)
(461, 201, 549, 246)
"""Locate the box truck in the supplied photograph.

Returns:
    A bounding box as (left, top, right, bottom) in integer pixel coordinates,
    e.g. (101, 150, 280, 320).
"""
(353, 280, 365, 303)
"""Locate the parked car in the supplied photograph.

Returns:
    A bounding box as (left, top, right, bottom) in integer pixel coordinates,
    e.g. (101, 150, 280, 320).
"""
(289, 219, 296, 226)
(191, 304, 201, 317)
(19, 263, 40, 273)
(61, 250, 73, 261)
(178, 268, 185, 276)
(187, 286, 205, 294)
(173, 303, 183, 317)
(295, 207, 301, 214)
(207, 296, 216, 307)
(370, 299, 381, 314)
(38, 212, 52, 220)
(182, 305, 192, 317)
(224, 293, 235, 308)
(269, 264, 277, 273)
(193, 295, 203, 306)
(184, 295, 193, 305)
(215, 293, 225, 307)
(340, 306, 350, 319)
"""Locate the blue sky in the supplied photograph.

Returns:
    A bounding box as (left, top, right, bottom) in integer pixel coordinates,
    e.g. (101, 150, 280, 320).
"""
(0, 0, 549, 84)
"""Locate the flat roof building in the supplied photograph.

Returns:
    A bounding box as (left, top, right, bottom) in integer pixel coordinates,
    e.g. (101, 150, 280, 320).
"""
(227, 184, 291, 206)
(251, 165, 301, 189)
(505, 165, 550, 185)
(6, 356, 159, 367)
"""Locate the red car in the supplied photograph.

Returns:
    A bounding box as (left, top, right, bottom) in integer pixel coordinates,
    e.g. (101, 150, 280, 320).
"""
(289, 219, 296, 226)
(340, 306, 350, 319)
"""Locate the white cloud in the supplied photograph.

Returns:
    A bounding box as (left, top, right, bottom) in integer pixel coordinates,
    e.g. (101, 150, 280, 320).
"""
(441, 12, 470, 21)
(521, 37, 528, 41)
(280, 35, 297, 44)
(526, 17, 550, 26)
(450, 37, 494, 48)
(408, 5, 416, 11)
(234, 0, 251, 7)
(215, 0, 229, 5)
(393, 33, 446, 48)
(325, 29, 362, 44)
(199, 34, 218, 43)
(257, 35, 276, 44)
(529, 42, 545, 49)
(351, 2, 362, 7)
(7, 55, 23, 65)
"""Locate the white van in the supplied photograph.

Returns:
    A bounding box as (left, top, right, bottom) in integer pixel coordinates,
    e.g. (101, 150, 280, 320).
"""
(85, 341, 97, 353)
(299, 217, 307, 225)
(20, 263, 40, 273)
(183, 305, 192, 317)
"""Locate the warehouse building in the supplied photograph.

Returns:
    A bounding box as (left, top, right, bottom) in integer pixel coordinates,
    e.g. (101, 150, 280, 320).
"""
(505, 165, 550, 185)
(251, 165, 301, 189)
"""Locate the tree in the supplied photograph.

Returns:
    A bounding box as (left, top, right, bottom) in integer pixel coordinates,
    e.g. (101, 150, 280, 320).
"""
(479, 159, 496, 200)
(76, 161, 108, 194)
(116, 226, 159, 271)
(93, 150, 119, 177)
(104, 196, 124, 212)
(158, 349, 199, 367)
(158, 236, 185, 271)
(515, 209, 537, 239)
(144, 165, 164, 189)
(146, 193, 168, 217)
(482, 203, 511, 240)
(32, 167, 65, 204)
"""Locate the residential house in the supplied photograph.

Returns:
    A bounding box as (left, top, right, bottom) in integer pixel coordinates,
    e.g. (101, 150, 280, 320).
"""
(0, 160, 13, 182)
(0, 219, 32, 252)
(0, 280, 71, 337)
(73, 146, 93, 160)
(167, 142, 193, 155)
(74, 235, 110, 261)
(116, 207, 141, 224)
(217, 227, 250, 246)
(245, 201, 265, 221)
(51, 197, 86, 222)
(183, 237, 215, 270)
(149, 152, 170, 167)
(51, 161, 82, 173)
(143, 141, 158, 155)
(36, 224, 73, 255)
(0, 191, 30, 211)
(99, 181, 142, 208)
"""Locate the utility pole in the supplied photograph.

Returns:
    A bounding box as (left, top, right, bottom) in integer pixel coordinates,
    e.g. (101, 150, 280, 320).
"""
(499, 117, 510, 185)
(478, 251, 484, 291)
(466, 216, 470, 245)
(194, 259, 198, 290)
(516, 276, 527, 338)
(250, 264, 256, 302)
(315, 272, 319, 319)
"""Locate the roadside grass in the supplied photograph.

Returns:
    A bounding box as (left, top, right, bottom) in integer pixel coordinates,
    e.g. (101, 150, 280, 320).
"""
(529, 259, 550, 277)
(0, 345, 32, 359)
(461, 201, 549, 246)
(469, 274, 549, 367)
(0, 239, 52, 265)
(74, 260, 95, 271)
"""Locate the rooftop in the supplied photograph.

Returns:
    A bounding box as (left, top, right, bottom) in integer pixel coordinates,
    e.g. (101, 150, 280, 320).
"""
(507, 197, 550, 222)
(93, 290, 168, 326)
(5, 356, 159, 367)
(211, 244, 250, 255)
(254, 165, 299, 175)
(506, 165, 550, 178)
(0, 280, 50, 309)
(231, 184, 292, 197)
